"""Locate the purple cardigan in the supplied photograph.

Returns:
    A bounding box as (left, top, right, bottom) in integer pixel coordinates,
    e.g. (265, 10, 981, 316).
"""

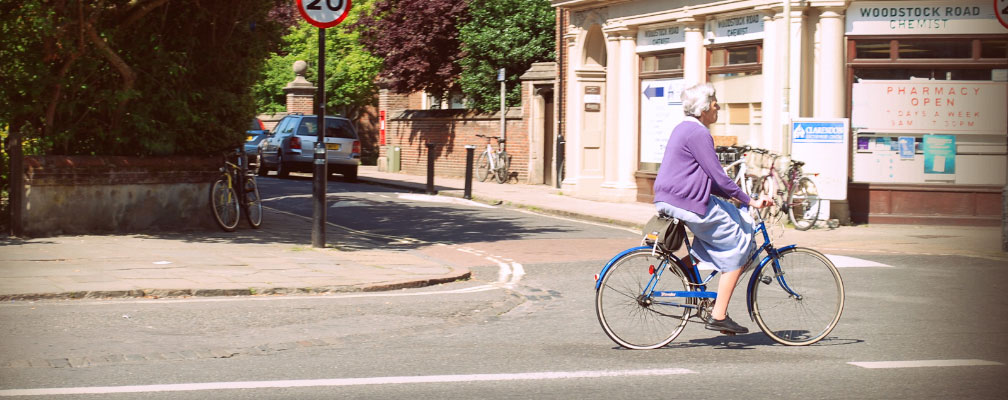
(653, 118, 752, 215)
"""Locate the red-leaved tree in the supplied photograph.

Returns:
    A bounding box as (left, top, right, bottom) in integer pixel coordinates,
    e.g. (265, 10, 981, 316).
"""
(351, 0, 468, 97)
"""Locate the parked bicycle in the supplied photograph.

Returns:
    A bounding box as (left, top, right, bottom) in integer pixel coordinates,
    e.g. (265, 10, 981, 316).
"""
(210, 149, 263, 231)
(475, 134, 510, 184)
(594, 202, 844, 349)
(753, 154, 821, 231)
(718, 145, 767, 201)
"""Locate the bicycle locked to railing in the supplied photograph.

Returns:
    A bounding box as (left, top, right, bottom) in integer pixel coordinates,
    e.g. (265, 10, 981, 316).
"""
(475, 134, 511, 184)
(209, 148, 263, 232)
(593, 200, 845, 349)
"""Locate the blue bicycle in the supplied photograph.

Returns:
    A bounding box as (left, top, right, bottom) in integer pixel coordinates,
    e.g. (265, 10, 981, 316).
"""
(594, 209, 844, 349)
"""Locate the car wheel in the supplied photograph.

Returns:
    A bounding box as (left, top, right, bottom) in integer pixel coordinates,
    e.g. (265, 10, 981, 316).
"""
(276, 153, 289, 178)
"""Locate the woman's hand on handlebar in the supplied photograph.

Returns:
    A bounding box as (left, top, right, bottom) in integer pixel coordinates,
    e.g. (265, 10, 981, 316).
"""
(748, 197, 773, 209)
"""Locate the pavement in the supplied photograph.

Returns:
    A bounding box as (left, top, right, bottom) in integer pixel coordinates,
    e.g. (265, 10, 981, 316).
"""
(1, 165, 1005, 300)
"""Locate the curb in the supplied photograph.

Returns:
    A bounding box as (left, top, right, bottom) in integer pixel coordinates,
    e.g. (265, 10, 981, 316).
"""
(0, 269, 472, 301)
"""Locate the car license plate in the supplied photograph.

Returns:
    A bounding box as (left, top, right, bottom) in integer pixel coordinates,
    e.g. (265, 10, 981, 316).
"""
(325, 143, 341, 151)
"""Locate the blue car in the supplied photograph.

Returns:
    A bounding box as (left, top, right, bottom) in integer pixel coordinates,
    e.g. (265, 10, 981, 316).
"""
(245, 118, 269, 167)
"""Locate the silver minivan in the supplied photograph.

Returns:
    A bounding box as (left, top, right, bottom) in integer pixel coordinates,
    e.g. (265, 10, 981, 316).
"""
(257, 114, 360, 180)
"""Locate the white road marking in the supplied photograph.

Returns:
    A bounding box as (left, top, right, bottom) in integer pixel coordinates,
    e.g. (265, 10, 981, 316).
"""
(397, 193, 496, 208)
(0, 368, 695, 396)
(826, 254, 892, 268)
(847, 359, 1004, 369)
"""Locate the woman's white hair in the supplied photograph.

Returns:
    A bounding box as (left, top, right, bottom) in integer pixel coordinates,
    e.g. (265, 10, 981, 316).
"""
(681, 82, 716, 118)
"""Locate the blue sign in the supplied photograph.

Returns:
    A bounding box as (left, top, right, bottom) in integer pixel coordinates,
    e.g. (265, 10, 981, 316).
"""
(792, 121, 845, 143)
(923, 135, 955, 174)
(898, 137, 915, 160)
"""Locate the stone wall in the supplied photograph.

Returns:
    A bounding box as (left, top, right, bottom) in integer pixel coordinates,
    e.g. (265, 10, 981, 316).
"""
(18, 156, 219, 236)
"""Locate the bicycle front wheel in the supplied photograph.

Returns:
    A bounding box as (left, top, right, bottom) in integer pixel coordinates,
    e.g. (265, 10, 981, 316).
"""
(596, 249, 690, 349)
(209, 177, 240, 232)
(475, 152, 491, 182)
(243, 176, 263, 229)
(788, 177, 820, 231)
(750, 247, 844, 346)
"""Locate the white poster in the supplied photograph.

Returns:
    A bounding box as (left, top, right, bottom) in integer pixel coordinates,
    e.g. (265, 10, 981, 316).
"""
(640, 78, 684, 164)
(851, 80, 1008, 135)
(791, 119, 850, 200)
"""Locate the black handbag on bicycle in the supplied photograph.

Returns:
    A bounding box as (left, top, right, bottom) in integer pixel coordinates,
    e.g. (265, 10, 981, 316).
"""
(642, 215, 686, 254)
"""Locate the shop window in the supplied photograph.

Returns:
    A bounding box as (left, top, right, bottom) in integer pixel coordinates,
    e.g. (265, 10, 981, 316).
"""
(981, 39, 1007, 59)
(854, 68, 991, 81)
(641, 52, 683, 73)
(898, 39, 971, 59)
(709, 45, 760, 68)
(854, 40, 890, 59)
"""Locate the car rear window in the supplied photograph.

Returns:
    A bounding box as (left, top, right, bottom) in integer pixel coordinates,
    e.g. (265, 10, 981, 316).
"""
(296, 117, 357, 139)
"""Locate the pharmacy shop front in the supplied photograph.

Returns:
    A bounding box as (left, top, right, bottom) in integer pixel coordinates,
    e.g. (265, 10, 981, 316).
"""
(845, 0, 1007, 225)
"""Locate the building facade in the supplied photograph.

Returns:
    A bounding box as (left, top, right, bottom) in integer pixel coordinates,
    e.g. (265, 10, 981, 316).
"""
(552, 0, 1007, 225)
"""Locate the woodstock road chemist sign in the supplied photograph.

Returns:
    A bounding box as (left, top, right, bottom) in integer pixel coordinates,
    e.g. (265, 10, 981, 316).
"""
(297, 0, 351, 29)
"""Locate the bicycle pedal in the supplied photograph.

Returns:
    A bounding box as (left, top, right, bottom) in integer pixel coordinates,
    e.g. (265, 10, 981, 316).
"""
(720, 330, 737, 336)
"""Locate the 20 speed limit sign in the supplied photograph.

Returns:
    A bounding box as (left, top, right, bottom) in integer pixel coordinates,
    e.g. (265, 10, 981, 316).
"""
(296, 0, 351, 29)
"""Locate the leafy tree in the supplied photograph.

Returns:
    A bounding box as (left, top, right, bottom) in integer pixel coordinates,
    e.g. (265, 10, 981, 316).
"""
(0, 0, 285, 156)
(254, 0, 382, 119)
(351, 0, 468, 98)
(457, 0, 555, 113)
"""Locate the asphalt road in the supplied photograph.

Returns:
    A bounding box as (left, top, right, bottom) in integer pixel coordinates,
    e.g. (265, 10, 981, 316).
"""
(0, 176, 1004, 399)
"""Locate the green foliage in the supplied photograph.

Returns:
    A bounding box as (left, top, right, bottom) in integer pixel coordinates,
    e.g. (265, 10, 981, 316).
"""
(457, 0, 555, 113)
(0, 0, 285, 156)
(254, 0, 382, 117)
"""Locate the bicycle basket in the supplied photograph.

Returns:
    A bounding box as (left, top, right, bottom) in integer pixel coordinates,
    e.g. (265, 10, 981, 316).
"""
(642, 215, 686, 254)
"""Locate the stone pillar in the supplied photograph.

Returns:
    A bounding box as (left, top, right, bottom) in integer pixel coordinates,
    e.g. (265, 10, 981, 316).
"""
(614, 29, 638, 199)
(816, 8, 845, 118)
(284, 60, 316, 115)
(564, 31, 580, 187)
(682, 20, 706, 85)
(603, 29, 621, 188)
(761, 11, 779, 151)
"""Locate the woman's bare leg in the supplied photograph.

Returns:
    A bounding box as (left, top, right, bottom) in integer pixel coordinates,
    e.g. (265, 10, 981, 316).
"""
(712, 267, 743, 320)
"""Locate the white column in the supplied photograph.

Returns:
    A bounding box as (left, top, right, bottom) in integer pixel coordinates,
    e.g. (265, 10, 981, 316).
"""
(784, 7, 805, 154)
(682, 20, 706, 85)
(603, 31, 621, 187)
(816, 8, 845, 118)
(761, 12, 779, 151)
(616, 31, 637, 192)
(564, 31, 580, 186)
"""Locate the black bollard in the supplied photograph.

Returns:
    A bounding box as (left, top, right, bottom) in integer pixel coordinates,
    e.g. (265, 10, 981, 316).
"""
(464, 145, 475, 199)
(426, 142, 437, 195)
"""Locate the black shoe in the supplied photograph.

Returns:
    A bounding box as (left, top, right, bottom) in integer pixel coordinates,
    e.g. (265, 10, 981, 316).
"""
(705, 315, 749, 334)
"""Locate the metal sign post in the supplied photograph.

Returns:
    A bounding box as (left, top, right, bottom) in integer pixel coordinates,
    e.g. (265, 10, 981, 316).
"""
(297, 0, 351, 248)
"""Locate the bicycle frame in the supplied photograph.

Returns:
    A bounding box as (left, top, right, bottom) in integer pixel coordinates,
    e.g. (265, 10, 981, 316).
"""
(594, 217, 799, 322)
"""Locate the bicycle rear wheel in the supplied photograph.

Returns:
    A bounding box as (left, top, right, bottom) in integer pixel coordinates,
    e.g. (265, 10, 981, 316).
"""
(753, 175, 784, 222)
(209, 177, 240, 232)
(788, 177, 820, 231)
(494, 151, 509, 184)
(243, 176, 263, 229)
(475, 152, 491, 182)
(596, 249, 690, 349)
(750, 247, 844, 346)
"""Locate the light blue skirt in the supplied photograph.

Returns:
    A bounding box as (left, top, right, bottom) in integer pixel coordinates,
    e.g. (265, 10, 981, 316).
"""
(655, 197, 755, 273)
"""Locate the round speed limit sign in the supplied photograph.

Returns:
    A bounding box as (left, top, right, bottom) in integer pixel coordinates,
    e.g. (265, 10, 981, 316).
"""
(998, 0, 1008, 30)
(296, 0, 352, 29)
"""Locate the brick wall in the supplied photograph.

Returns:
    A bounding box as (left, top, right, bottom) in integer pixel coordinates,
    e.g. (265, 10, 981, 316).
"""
(18, 156, 219, 236)
(378, 82, 536, 182)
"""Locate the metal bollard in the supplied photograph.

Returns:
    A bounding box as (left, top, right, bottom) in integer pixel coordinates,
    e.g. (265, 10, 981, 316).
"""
(426, 142, 437, 195)
(464, 145, 475, 199)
